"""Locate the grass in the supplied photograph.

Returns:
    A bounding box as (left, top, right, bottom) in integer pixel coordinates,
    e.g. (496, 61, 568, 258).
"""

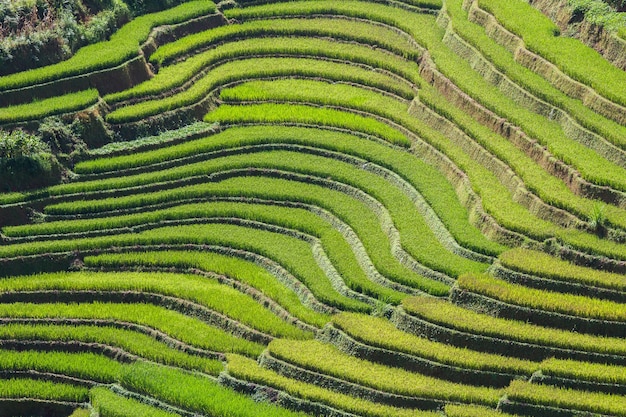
(478, 0, 626, 107)
(45, 156, 473, 289)
(458, 273, 626, 322)
(212, 78, 626, 259)
(0, 349, 122, 383)
(0, 323, 223, 374)
(106, 56, 412, 123)
(0, 89, 99, 123)
(120, 361, 309, 417)
(0, 1, 217, 91)
(445, 404, 515, 417)
(85, 250, 331, 327)
(507, 379, 626, 415)
(0, 223, 373, 309)
(402, 297, 626, 355)
(149, 17, 419, 67)
(541, 357, 626, 385)
(444, 0, 626, 151)
(72, 125, 406, 174)
(54, 147, 486, 280)
(418, 83, 626, 231)
(69, 408, 91, 417)
(568, 0, 626, 33)
(499, 248, 626, 291)
(267, 338, 503, 405)
(0, 301, 264, 357)
(0, 379, 88, 402)
(11, 199, 410, 305)
(91, 387, 183, 417)
(331, 312, 537, 375)
(86, 122, 216, 157)
(226, 353, 441, 417)
(108, 35, 420, 103)
(205, 104, 410, 146)
(0, 271, 310, 339)
(69, 125, 502, 257)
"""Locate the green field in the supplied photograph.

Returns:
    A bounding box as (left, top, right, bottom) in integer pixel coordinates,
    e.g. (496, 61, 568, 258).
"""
(0, 0, 625, 415)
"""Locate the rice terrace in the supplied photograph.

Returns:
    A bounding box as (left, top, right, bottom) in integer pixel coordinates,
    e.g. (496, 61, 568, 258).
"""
(1, 0, 626, 415)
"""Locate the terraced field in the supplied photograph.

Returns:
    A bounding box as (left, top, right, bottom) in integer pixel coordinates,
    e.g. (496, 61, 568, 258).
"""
(0, 0, 625, 415)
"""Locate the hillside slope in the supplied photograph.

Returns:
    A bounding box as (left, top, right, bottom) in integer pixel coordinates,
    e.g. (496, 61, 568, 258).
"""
(0, 0, 625, 416)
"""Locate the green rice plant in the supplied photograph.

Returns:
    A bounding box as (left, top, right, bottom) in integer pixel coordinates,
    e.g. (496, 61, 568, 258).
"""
(233, 0, 443, 9)
(588, 202, 607, 233)
(225, 0, 438, 21)
(0, 271, 310, 339)
(228, 105, 492, 279)
(120, 361, 309, 417)
(86, 122, 216, 157)
(91, 387, 183, 417)
(331, 313, 537, 375)
(204, 104, 409, 146)
(0, 89, 99, 124)
(69, 408, 91, 417)
(445, 0, 626, 150)
(457, 273, 626, 321)
(402, 297, 626, 356)
(557, 226, 626, 261)
(65, 147, 485, 279)
(6, 198, 406, 305)
(106, 56, 411, 123)
(219, 78, 404, 120)
(506, 379, 626, 415)
(0, 350, 122, 383)
(85, 250, 331, 327)
(47, 152, 479, 283)
(0, 191, 25, 205)
(499, 248, 626, 291)
(0, 223, 372, 309)
(0, 323, 223, 374)
(478, 0, 626, 107)
(13, 178, 448, 296)
(73, 124, 407, 174)
(445, 404, 515, 417)
(0, 302, 263, 357)
(540, 357, 626, 385)
(0, 1, 217, 91)
(226, 353, 441, 417)
(53, 149, 474, 270)
(42, 129, 626, 263)
(419, 84, 626, 232)
(267, 339, 503, 405)
(72, 125, 502, 257)
(109, 35, 420, 103)
(251, 0, 626, 193)
(130, 223, 381, 307)
(150, 17, 419, 67)
(215, 81, 556, 243)
(214, 78, 626, 260)
(425, 21, 626, 194)
(0, 379, 88, 402)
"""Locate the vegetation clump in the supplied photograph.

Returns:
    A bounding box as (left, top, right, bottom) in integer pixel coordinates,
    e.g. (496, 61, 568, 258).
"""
(0, 0, 131, 75)
(568, 0, 626, 31)
(0, 129, 60, 191)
